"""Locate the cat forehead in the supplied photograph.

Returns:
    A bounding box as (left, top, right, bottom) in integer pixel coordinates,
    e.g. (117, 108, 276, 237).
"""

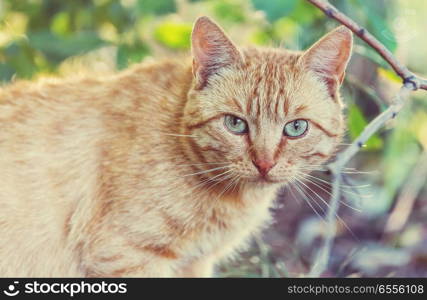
(242, 47, 300, 63)
(202, 57, 334, 123)
(230, 48, 304, 92)
(211, 54, 312, 99)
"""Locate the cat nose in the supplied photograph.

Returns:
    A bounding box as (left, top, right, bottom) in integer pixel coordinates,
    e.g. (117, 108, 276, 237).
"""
(252, 159, 276, 176)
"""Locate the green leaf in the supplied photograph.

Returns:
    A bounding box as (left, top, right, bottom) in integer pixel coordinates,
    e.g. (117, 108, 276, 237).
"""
(28, 31, 106, 63)
(3, 40, 38, 79)
(356, 0, 397, 53)
(154, 22, 191, 50)
(250, 30, 271, 46)
(377, 67, 402, 84)
(347, 104, 383, 150)
(287, 0, 322, 24)
(378, 109, 421, 211)
(251, 0, 297, 22)
(0, 63, 15, 82)
(213, 0, 247, 23)
(51, 12, 71, 36)
(116, 43, 150, 70)
(272, 17, 299, 42)
(136, 0, 176, 16)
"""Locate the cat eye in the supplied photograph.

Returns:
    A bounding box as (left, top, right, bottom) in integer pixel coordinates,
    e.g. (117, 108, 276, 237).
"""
(224, 115, 248, 135)
(283, 119, 308, 138)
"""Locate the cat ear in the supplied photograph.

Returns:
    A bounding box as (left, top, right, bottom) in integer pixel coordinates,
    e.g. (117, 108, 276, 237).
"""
(191, 16, 243, 89)
(301, 26, 353, 98)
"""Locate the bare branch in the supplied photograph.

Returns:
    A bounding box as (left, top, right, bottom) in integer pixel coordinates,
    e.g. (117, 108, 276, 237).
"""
(309, 172, 341, 276)
(309, 84, 413, 276)
(305, 0, 427, 277)
(329, 83, 413, 172)
(307, 0, 427, 90)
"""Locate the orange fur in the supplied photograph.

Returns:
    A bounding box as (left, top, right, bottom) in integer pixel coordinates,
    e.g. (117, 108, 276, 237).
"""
(0, 17, 352, 277)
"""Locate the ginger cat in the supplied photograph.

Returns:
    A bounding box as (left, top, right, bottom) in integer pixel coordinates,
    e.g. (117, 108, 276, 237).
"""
(0, 17, 352, 277)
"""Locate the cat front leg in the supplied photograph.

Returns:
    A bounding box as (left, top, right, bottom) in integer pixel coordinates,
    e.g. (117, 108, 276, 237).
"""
(178, 257, 215, 278)
(84, 251, 179, 277)
(82, 233, 181, 277)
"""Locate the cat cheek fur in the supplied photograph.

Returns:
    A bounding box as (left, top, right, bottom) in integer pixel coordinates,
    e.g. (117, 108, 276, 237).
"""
(184, 118, 249, 178)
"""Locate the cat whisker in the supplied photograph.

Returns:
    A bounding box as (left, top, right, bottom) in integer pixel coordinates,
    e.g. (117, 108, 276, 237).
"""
(297, 167, 328, 172)
(300, 173, 372, 200)
(163, 165, 231, 183)
(300, 172, 371, 190)
(298, 164, 351, 169)
(193, 175, 235, 198)
(296, 164, 329, 172)
(190, 169, 234, 192)
(218, 175, 239, 196)
(295, 173, 362, 212)
(294, 179, 329, 217)
(230, 174, 241, 195)
(309, 179, 364, 211)
(292, 180, 327, 223)
(339, 170, 377, 175)
(160, 133, 199, 138)
(318, 177, 370, 198)
(286, 182, 302, 205)
(288, 182, 301, 204)
(341, 174, 373, 199)
(182, 166, 230, 178)
(204, 172, 235, 191)
(212, 173, 241, 204)
(299, 164, 377, 176)
(294, 176, 358, 240)
(175, 162, 230, 167)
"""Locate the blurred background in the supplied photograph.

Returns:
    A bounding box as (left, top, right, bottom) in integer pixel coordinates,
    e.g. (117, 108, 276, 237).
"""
(1, 0, 426, 277)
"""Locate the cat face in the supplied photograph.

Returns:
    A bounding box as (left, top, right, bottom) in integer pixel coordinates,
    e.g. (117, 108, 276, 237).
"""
(183, 17, 352, 186)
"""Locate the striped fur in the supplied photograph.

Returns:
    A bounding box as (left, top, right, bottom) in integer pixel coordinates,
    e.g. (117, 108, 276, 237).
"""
(0, 17, 351, 277)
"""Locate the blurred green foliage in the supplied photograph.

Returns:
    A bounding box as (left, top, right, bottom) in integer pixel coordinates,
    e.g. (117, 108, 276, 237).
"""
(0, 0, 403, 80)
(347, 104, 382, 150)
(154, 22, 192, 50)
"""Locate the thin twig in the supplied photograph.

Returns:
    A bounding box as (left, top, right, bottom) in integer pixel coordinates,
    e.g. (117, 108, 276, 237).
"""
(306, 0, 426, 277)
(308, 172, 341, 276)
(309, 84, 413, 276)
(329, 83, 413, 172)
(307, 0, 427, 90)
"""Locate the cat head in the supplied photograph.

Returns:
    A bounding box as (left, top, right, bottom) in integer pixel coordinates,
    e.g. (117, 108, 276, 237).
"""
(183, 16, 352, 187)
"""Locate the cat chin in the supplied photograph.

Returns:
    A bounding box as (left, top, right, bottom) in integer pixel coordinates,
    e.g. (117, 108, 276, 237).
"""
(243, 176, 286, 186)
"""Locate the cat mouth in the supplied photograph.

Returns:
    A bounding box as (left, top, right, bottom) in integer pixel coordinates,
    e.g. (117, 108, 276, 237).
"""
(258, 176, 280, 183)
(244, 175, 282, 184)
